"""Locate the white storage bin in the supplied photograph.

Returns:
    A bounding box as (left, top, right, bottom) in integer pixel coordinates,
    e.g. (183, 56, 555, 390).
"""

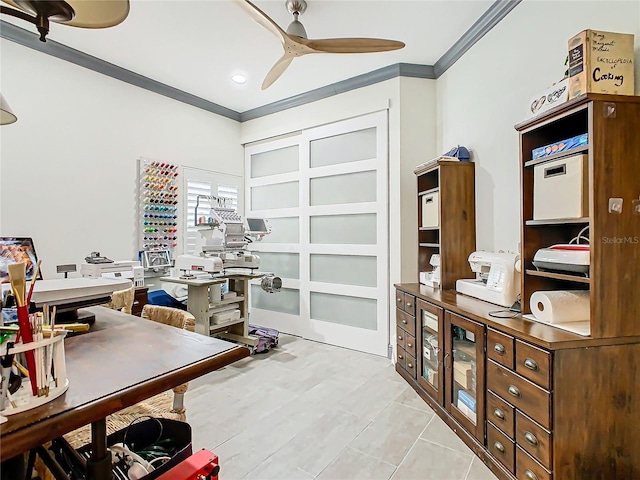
(211, 308, 241, 325)
(534, 154, 588, 220)
(421, 191, 440, 228)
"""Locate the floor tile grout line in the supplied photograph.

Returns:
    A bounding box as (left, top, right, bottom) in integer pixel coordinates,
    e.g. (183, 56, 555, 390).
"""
(383, 414, 438, 479)
(462, 454, 476, 480)
(418, 437, 476, 458)
(391, 400, 437, 414)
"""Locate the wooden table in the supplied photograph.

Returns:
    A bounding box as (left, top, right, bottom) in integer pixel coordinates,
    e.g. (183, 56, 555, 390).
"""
(0, 306, 249, 478)
(160, 274, 261, 347)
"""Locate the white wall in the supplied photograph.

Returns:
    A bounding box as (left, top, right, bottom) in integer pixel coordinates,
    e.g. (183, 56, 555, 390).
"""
(437, 0, 640, 253)
(0, 40, 243, 280)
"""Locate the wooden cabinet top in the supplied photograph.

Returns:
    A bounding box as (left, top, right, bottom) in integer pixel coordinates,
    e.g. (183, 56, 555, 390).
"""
(395, 283, 640, 350)
(514, 93, 640, 131)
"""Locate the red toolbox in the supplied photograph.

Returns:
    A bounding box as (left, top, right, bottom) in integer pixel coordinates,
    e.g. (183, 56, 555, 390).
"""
(156, 449, 219, 480)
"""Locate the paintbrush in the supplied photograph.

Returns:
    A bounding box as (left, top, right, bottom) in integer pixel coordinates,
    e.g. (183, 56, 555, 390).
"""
(8, 262, 38, 396)
(25, 260, 42, 305)
(7, 263, 26, 307)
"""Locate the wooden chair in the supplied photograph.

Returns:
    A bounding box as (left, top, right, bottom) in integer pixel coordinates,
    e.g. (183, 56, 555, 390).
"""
(141, 304, 196, 414)
(102, 285, 135, 315)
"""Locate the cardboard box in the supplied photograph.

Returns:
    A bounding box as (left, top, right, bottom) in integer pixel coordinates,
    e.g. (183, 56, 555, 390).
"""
(568, 29, 635, 99)
(528, 78, 569, 118)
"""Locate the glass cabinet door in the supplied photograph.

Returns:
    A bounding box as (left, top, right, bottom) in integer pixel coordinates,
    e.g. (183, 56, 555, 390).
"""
(417, 299, 444, 405)
(445, 311, 485, 441)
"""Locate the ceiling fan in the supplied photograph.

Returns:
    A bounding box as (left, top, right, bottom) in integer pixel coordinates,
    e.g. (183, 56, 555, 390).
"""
(235, 0, 405, 90)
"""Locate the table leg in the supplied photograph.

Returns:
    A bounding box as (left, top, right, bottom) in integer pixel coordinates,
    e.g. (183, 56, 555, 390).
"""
(85, 418, 112, 480)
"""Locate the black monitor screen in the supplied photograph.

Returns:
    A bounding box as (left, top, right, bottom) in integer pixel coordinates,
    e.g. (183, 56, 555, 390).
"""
(247, 218, 268, 233)
(0, 237, 42, 284)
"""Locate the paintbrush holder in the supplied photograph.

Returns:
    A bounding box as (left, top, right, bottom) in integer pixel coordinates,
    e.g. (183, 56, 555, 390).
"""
(0, 331, 69, 417)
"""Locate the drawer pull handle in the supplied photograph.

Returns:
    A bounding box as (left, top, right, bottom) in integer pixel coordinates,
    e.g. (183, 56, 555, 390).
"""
(524, 470, 538, 480)
(398, 354, 404, 360)
(494, 343, 506, 354)
(397, 298, 402, 303)
(524, 358, 539, 371)
(407, 363, 413, 369)
(402, 319, 407, 325)
(508, 385, 521, 398)
(493, 408, 505, 420)
(524, 432, 539, 446)
(398, 335, 403, 341)
(493, 441, 505, 454)
(407, 342, 413, 348)
(406, 302, 412, 308)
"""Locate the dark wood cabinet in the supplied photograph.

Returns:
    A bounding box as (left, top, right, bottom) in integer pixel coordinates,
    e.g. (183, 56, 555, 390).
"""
(444, 311, 485, 442)
(416, 299, 444, 405)
(395, 94, 640, 480)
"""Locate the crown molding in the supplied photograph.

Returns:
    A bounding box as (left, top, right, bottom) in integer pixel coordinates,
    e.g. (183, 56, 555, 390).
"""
(1, 0, 521, 122)
(0, 20, 240, 122)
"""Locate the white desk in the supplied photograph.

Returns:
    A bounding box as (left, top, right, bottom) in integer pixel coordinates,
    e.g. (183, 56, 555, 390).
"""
(160, 274, 260, 347)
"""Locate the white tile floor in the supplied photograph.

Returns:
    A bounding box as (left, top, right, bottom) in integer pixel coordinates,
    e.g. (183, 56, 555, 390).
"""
(186, 334, 498, 480)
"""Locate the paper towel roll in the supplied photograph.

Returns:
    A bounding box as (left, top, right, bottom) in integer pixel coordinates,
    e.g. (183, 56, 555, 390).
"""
(530, 290, 590, 324)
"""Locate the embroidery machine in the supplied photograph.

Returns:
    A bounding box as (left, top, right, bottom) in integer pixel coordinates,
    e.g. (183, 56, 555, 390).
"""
(175, 196, 271, 277)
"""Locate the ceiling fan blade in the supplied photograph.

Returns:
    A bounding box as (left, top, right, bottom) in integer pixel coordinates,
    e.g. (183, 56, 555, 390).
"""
(301, 37, 405, 54)
(235, 0, 287, 44)
(262, 54, 295, 90)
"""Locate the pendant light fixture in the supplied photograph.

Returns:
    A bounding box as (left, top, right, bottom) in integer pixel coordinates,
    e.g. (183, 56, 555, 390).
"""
(1, 0, 129, 42)
(0, 94, 18, 125)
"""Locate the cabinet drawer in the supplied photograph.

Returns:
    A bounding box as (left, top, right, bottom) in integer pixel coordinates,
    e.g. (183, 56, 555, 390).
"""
(396, 309, 416, 336)
(487, 390, 515, 438)
(396, 326, 406, 351)
(488, 422, 515, 474)
(396, 291, 406, 311)
(487, 360, 551, 429)
(488, 328, 515, 369)
(516, 411, 552, 470)
(516, 446, 552, 480)
(404, 332, 416, 359)
(397, 346, 407, 370)
(516, 340, 551, 390)
(404, 294, 415, 316)
(405, 352, 417, 379)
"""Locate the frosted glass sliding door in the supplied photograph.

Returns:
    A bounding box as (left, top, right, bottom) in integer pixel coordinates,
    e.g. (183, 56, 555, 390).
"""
(245, 111, 389, 355)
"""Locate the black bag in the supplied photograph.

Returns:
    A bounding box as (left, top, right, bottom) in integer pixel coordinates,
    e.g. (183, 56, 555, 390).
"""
(76, 417, 192, 480)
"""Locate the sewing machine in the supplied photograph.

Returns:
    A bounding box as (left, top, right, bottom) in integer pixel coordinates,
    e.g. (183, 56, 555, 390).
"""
(80, 260, 144, 287)
(455, 251, 521, 308)
(419, 254, 441, 288)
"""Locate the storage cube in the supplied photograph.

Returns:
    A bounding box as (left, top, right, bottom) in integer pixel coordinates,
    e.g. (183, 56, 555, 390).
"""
(533, 154, 588, 220)
(421, 191, 440, 228)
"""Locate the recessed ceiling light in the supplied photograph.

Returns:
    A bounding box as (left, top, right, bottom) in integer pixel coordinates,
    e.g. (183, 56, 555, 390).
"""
(231, 74, 247, 85)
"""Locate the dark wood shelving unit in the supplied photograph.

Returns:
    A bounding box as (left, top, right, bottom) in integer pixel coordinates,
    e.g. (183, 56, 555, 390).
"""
(415, 161, 476, 290)
(517, 93, 640, 338)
